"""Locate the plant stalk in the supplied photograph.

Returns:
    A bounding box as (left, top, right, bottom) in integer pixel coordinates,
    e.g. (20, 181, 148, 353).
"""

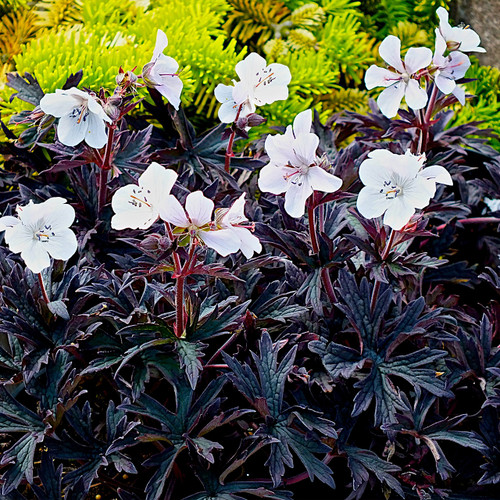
(174, 241, 197, 338)
(98, 125, 116, 213)
(37, 273, 50, 304)
(224, 104, 243, 173)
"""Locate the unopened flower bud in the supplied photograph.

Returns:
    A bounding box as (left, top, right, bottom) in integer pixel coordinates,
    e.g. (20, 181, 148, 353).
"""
(245, 113, 267, 128)
(116, 67, 139, 89)
(141, 62, 158, 88)
(140, 234, 172, 254)
(103, 97, 122, 122)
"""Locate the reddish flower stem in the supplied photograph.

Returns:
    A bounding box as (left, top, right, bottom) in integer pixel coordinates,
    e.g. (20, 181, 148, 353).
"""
(224, 104, 243, 173)
(98, 125, 116, 214)
(308, 199, 336, 305)
(435, 217, 500, 231)
(37, 273, 50, 304)
(417, 83, 439, 154)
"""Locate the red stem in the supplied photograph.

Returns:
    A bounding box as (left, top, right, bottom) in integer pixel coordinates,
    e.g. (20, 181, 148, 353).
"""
(38, 273, 50, 303)
(98, 125, 116, 213)
(418, 83, 439, 154)
(435, 217, 500, 231)
(224, 104, 243, 173)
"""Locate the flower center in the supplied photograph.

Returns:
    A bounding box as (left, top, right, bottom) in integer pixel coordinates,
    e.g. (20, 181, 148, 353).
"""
(128, 188, 152, 208)
(381, 180, 402, 199)
(401, 71, 410, 83)
(255, 69, 276, 88)
(70, 104, 89, 124)
(35, 224, 55, 242)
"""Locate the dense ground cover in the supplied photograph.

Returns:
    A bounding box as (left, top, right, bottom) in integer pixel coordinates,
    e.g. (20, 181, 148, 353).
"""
(0, 1, 499, 499)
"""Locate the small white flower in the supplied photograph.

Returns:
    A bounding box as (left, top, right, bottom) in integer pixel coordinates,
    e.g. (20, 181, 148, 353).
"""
(484, 198, 500, 212)
(39, 87, 112, 148)
(436, 7, 485, 53)
(258, 109, 342, 218)
(216, 193, 262, 259)
(432, 32, 471, 105)
(365, 35, 432, 118)
(160, 191, 240, 257)
(214, 52, 292, 123)
(357, 149, 452, 230)
(111, 162, 178, 230)
(0, 198, 77, 273)
(142, 29, 183, 110)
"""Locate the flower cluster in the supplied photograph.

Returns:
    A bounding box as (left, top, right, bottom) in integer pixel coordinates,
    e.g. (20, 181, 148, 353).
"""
(111, 163, 261, 258)
(365, 7, 482, 117)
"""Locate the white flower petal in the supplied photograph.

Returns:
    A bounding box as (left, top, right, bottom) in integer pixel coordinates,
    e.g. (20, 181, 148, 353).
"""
(452, 85, 466, 105)
(214, 83, 234, 104)
(253, 62, 291, 106)
(222, 193, 247, 226)
(420, 165, 453, 186)
(86, 95, 110, 123)
(452, 26, 485, 52)
(307, 166, 342, 193)
(159, 195, 190, 228)
(383, 198, 415, 230)
(265, 133, 293, 167)
(21, 241, 51, 274)
(357, 186, 390, 220)
(434, 30, 447, 59)
(156, 77, 183, 110)
(84, 111, 108, 149)
(39, 93, 79, 118)
(404, 79, 428, 110)
(358, 155, 394, 187)
(232, 227, 262, 259)
(4, 224, 34, 253)
(152, 29, 169, 62)
(442, 51, 471, 80)
(186, 191, 214, 227)
(200, 229, 240, 257)
(0, 216, 20, 231)
(377, 82, 405, 118)
(402, 178, 432, 209)
(235, 52, 267, 83)
(217, 100, 239, 123)
(378, 35, 405, 73)
(292, 109, 312, 136)
(292, 132, 319, 166)
(435, 73, 456, 95)
(56, 112, 88, 147)
(365, 65, 401, 89)
(404, 47, 432, 75)
(139, 162, 178, 207)
(45, 228, 77, 261)
(42, 200, 75, 231)
(283, 178, 313, 218)
(258, 163, 290, 195)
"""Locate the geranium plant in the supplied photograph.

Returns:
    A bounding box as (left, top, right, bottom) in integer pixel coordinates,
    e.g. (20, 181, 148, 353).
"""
(0, 7, 499, 500)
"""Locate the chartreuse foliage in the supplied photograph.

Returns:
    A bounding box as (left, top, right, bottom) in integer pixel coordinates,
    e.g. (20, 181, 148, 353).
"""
(1, 0, 498, 139)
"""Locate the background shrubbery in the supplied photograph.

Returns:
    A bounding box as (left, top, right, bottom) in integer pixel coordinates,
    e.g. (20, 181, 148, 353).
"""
(0, 1, 499, 499)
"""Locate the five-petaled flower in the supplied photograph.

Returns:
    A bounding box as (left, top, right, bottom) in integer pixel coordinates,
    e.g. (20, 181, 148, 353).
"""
(436, 7, 485, 53)
(214, 52, 291, 124)
(111, 162, 178, 230)
(0, 198, 78, 273)
(432, 32, 471, 105)
(39, 87, 112, 148)
(258, 109, 343, 218)
(215, 194, 262, 259)
(160, 191, 241, 257)
(365, 35, 432, 118)
(142, 29, 183, 110)
(356, 149, 452, 230)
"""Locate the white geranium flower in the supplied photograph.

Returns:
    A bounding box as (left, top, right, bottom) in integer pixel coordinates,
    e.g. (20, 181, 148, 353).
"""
(357, 149, 452, 230)
(215, 193, 262, 259)
(258, 109, 342, 218)
(111, 162, 178, 230)
(0, 198, 77, 273)
(214, 52, 291, 123)
(142, 29, 183, 110)
(365, 35, 432, 118)
(432, 32, 471, 105)
(160, 191, 240, 257)
(39, 87, 111, 148)
(436, 7, 485, 53)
